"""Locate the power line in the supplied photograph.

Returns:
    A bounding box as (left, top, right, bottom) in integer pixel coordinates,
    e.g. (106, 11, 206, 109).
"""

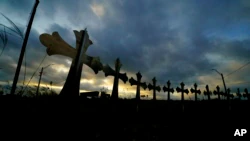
(225, 61, 250, 78)
(20, 54, 47, 95)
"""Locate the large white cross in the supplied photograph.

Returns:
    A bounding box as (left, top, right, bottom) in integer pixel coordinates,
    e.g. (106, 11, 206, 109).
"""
(39, 29, 103, 96)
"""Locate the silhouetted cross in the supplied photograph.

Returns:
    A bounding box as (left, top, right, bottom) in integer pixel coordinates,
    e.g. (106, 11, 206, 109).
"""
(227, 88, 234, 100)
(39, 29, 103, 96)
(190, 83, 201, 102)
(220, 91, 226, 100)
(243, 89, 250, 100)
(129, 71, 147, 101)
(103, 58, 128, 100)
(148, 77, 161, 101)
(163, 80, 174, 101)
(236, 88, 242, 100)
(204, 85, 212, 100)
(176, 82, 189, 102)
(213, 85, 221, 100)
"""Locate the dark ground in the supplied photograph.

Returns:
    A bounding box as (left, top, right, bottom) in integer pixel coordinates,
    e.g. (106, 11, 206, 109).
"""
(0, 95, 249, 141)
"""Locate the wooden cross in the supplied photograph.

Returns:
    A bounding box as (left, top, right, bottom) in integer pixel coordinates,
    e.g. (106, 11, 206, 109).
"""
(220, 91, 226, 100)
(39, 29, 103, 97)
(190, 83, 201, 102)
(227, 88, 234, 100)
(148, 77, 161, 101)
(236, 88, 242, 100)
(103, 58, 128, 100)
(176, 82, 189, 102)
(203, 85, 212, 101)
(163, 80, 174, 101)
(213, 85, 221, 100)
(129, 71, 147, 101)
(243, 88, 250, 100)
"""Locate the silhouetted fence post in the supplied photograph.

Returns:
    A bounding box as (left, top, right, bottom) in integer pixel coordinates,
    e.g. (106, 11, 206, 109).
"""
(163, 80, 174, 101)
(129, 71, 147, 101)
(190, 83, 201, 102)
(103, 58, 128, 100)
(204, 85, 212, 101)
(148, 77, 161, 101)
(213, 85, 221, 100)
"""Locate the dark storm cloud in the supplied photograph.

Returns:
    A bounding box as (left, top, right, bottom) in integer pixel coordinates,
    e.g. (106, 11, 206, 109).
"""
(1, 0, 250, 97)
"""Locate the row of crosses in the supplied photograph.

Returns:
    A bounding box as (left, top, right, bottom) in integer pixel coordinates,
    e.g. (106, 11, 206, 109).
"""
(39, 29, 250, 101)
(129, 74, 250, 101)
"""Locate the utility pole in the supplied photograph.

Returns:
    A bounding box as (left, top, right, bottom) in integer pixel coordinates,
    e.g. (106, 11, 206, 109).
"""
(212, 69, 231, 111)
(10, 0, 40, 95)
(221, 73, 229, 101)
(212, 69, 228, 100)
(35, 64, 53, 96)
(35, 67, 43, 97)
(50, 81, 53, 94)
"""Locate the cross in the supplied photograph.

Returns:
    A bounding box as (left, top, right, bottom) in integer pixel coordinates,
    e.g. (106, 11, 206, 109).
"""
(213, 85, 221, 100)
(148, 77, 161, 101)
(243, 88, 250, 101)
(220, 91, 226, 100)
(103, 58, 128, 100)
(39, 29, 103, 97)
(176, 82, 189, 102)
(203, 85, 212, 101)
(190, 83, 201, 102)
(227, 88, 234, 111)
(236, 88, 242, 100)
(227, 88, 234, 100)
(163, 80, 174, 101)
(129, 71, 147, 101)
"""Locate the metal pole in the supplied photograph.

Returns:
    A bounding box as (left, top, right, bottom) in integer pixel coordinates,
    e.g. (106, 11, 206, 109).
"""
(50, 81, 52, 94)
(10, 0, 39, 95)
(221, 73, 228, 101)
(212, 69, 228, 96)
(36, 67, 43, 97)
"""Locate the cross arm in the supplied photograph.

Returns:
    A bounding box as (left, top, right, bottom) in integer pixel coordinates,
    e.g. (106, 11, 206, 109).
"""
(39, 33, 76, 58)
(129, 77, 137, 86)
(83, 55, 103, 74)
(191, 88, 201, 94)
(103, 64, 116, 77)
(148, 83, 153, 91)
(119, 73, 128, 83)
(156, 86, 161, 92)
(140, 82, 147, 90)
(163, 86, 174, 93)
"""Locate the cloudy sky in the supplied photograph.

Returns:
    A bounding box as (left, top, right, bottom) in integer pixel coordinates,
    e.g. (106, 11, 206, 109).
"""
(0, 0, 250, 100)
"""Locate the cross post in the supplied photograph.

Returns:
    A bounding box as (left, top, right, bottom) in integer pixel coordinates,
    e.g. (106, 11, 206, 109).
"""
(190, 83, 201, 102)
(129, 71, 147, 101)
(243, 88, 250, 101)
(163, 80, 174, 101)
(176, 82, 189, 102)
(103, 58, 128, 100)
(236, 88, 242, 100)
(213, 85, 221, 100)
(148, 77, 161, 101)
(203, 85, 212, 101)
